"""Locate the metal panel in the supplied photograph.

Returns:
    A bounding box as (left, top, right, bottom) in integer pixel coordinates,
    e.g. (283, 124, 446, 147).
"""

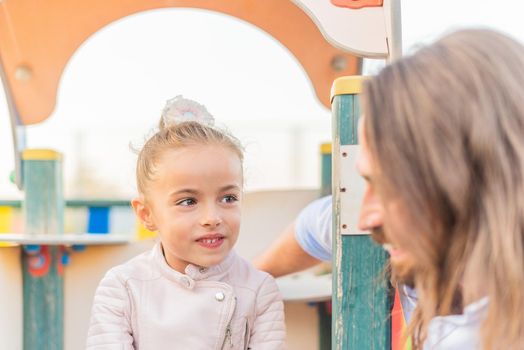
(339, 145, 367, 235)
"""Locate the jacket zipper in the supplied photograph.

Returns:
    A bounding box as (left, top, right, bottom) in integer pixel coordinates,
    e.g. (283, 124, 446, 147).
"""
(224, 325, 233, 348)
(243, 319, 250, 350)
(220, 296, 237, 349)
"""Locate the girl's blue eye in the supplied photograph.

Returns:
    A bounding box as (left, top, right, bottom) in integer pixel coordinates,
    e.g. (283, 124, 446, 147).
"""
(176, 198, 196, 206)
(222, 195, 238, 204)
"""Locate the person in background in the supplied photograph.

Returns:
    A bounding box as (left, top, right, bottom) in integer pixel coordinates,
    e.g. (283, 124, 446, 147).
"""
(257, 28, 524, 349)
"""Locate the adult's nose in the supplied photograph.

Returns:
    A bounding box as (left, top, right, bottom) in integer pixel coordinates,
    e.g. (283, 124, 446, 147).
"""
(357, 185, 383, 232)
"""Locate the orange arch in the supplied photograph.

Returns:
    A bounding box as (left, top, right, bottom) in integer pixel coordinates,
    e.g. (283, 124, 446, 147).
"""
(0, 0, 360, 125)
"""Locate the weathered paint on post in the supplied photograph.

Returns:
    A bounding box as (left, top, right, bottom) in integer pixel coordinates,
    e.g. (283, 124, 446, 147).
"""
(321, 143, 332, 197)
(331, 76, 392, 349)
(22, 149, 64, 350)
(319, 142, 332, 350)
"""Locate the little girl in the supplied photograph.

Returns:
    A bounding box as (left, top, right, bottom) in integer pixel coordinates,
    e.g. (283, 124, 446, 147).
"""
(86, 96, 286, 349)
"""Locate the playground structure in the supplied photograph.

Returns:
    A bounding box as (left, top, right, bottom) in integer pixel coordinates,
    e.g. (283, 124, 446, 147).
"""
(0, 1, 402, 349)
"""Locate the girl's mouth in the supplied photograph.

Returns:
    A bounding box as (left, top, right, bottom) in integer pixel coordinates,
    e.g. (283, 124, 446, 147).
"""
(196, 235, 225, 249)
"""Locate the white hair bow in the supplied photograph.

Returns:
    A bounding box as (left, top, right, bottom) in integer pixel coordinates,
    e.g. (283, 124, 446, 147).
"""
(161, 95, 215, 126)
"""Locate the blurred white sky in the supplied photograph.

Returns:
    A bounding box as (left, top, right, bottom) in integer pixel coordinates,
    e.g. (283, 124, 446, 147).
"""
(1, 0, 524, 199)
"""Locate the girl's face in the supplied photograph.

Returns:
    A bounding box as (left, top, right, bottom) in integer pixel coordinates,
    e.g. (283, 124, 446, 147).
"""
(133, 144, 243, 273)
(356, 119, 417, 281)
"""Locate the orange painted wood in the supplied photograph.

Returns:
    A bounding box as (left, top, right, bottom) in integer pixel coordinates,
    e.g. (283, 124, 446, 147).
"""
(331, 0, 383, 9)
(0, 0, 360, 125)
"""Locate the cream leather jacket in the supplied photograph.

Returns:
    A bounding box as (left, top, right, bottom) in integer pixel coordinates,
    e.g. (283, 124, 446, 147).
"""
(86, 243, 286, 349)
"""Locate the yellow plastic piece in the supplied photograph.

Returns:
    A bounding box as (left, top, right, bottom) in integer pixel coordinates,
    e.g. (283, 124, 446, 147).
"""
(320, 143, 332, 154)
(331, 76, 367, 101)
(22, 149, 62, 161)
(0, 206, 16, 247)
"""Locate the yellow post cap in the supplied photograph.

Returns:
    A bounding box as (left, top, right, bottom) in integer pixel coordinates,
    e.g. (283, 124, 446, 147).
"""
(320, 143, 332, 154)
(330, 76, 367, 102)
(22, 149, 62, 161)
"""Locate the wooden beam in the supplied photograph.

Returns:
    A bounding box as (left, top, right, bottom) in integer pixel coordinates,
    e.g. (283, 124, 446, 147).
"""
(0, 0, 360, 125)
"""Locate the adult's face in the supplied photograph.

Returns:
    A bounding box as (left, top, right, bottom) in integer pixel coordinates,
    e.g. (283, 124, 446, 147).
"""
(356, 117, 417, 281)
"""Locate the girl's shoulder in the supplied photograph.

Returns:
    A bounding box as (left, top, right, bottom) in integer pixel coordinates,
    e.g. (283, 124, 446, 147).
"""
(103, 244, 159, 284)
(227, 252, 279, 293)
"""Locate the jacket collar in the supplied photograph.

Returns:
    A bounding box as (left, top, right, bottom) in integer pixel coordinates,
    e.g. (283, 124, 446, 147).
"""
(152, 241, 237, 288)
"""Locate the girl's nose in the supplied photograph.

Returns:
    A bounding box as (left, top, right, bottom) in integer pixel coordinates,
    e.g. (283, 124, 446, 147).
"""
(200, 205, 222, 227)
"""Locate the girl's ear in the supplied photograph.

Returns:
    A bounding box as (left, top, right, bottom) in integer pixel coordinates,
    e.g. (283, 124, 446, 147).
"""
(131, 197, 157, 231)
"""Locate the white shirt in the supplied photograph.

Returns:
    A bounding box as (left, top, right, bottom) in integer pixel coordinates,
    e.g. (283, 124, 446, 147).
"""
(424, 298, 487, 349)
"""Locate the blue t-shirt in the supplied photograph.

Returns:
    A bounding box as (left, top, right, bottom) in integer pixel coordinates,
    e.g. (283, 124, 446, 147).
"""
(295, 195, 333, 261)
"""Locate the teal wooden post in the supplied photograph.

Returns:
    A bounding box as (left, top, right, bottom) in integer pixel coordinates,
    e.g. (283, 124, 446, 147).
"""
(22, 149, 64, 350)
(319, 142, 332, 350)
(321, 143, 332, 198)
(331, 77, 392, 349)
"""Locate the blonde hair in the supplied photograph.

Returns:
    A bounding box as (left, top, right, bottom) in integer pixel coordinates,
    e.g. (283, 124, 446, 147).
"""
(362, 29, 524, 349)
(136, 120, 244, 195)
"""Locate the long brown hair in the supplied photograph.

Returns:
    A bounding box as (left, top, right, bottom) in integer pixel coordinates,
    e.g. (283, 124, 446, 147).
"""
(362, 29, 524, 349)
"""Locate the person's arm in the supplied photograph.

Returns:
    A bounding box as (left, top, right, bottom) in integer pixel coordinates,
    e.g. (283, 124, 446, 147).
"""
(253, 222, 322, 278)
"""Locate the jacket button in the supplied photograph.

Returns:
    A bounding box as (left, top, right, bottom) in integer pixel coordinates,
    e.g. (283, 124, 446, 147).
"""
(215, 292, 225, 302)
(180, 277, 191, 287)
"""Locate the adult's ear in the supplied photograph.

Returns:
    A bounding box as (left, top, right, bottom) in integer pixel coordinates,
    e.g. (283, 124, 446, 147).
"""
(131, 197, 157, 231)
